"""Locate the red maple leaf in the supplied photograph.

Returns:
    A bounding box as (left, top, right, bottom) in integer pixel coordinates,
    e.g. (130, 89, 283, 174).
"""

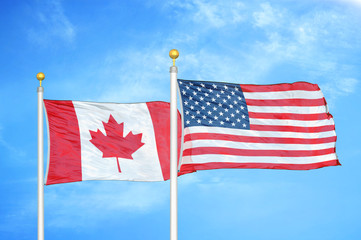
(89, 114, 145, 173)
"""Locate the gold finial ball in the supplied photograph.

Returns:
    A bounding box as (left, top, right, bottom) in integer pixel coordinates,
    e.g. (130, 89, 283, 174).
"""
(169, 49, 179, 60)
(36, 72, 45, 81)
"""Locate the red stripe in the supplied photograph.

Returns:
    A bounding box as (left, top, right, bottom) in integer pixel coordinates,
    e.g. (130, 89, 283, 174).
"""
(245, 98, 326, 106)
(183, 147, 335, 157)
(184, 133, 336, 144)
(248, 112, 330, 121)
(179, 159, 341, 172)
(146, 102, 188, 180)
(240, 82, 320, 92)
(44, 100, 82, 185)
(250, 124, 335, 132)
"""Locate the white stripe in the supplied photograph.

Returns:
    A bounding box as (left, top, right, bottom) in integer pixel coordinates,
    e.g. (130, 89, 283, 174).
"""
(244, 90, 324, 100)
(183, 140, 335, 151)
(185, 126, 336, 139)
(247, 105, 327, 114)
(182, 153, 337, 164)
(249, 118, 334, 127)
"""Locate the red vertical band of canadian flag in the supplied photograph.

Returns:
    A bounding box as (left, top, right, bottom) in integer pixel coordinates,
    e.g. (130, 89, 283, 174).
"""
(44, 100, 185, 185)
(179, 81, 340, 172)
(45, 101, 82, 185)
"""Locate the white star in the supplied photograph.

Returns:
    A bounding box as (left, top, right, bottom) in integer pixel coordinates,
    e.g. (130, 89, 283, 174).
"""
(223, 99, 227, 103)
(197, 87, 201, 91)
(205, 93, 209, 97)
(238, 96, 242, 100)
(190, 106, 194, 110)
(224, 85, 228, 89)
(186, 86, 190, 90)
(186, 120, 190, 124)
(220, 121, 224, 125)
(226, 117, 230, 121)
(241, 106, 245, 110)
(242, 114, 246, 119)
(220, 90, 225, 94)
(216, 93, 220, 98)
(195, 101, 199, 105)
(209, 89, 213, 93)
(202, 115, 207, 119)
(208, 120, 213, 124)
(196, 110, 200, 114)
(211, 98, 216, 102)
(206, 102, 211, 106)
(229, 105, 233, 108)
(231, 91, 235, 95)
(219, 112, 224, 116)
(214, 116, 218, 120)
(189, 96, 193, 100)
(224, 108, 229, 112)
(191, 115, 195, 119)
(197, 119, 201, 124)
(201, 106, 206, 110)
(179, 81, 183, 84)
(185, 111, 189, 115)
(227, 95, 231, 99)
(232, 123, 235, 126)
(212, 84, 217, 89)
(235, 87, 239, 91)
(231, 113, 235, 117)
(200, 96, 204, 101)
(213, 106, 217, 111)
(184, 101, 188, 105)
(243, 123, 247, 128)
(236, 109, 240, 114)
(218, 103, 222, 107)
(189, 82, 193, 86)
(236, 118, 241, 122)
(233, 100, 238, 104)
(201, 83, 205, 87)
(207, 111, 212, 115)
(193, 91, 197, 96)
(182, 90, 186, 95)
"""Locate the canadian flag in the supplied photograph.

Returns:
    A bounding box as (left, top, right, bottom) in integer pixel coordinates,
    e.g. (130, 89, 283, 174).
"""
(44, 100, 185, 185)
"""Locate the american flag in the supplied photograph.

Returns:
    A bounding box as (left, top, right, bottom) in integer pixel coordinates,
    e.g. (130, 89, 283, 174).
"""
(177, 79, 339, 173)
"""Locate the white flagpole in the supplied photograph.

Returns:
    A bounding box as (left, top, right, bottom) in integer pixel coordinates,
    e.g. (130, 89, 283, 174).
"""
(37, 72, 45, 240)
(169, 49, 179, 240)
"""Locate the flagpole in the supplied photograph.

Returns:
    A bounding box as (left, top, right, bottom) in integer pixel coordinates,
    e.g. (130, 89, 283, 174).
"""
(169, 49, 179, 240)
(37, 72, 45, 240)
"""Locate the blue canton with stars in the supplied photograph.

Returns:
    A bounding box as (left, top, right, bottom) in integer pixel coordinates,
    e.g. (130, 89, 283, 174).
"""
(178, 79, 250, 130)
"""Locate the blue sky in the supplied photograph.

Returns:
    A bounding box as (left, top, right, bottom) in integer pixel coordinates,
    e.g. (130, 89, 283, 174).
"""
(1, 0, 361, 239)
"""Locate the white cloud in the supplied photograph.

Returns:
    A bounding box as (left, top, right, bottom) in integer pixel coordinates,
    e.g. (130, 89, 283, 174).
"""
(178, 173, 202, 186)
(164, 0, 246, 28)
(27, 0, 75, 45)
(45, 1, 360, 108)
(179, 172, 299, 224)
(338, 78, 358, 93)
(0, 126, 26, 158)
(192, 0, 245, 27)
(320, 78, 359, 108)
(45, 181, 169, 228)
(95, 47, 171, 103)
(0, 182, 37, 236)
(332, 0, 361, 7)
(253, 2, 283, 28)
(241, 2, 361, 90)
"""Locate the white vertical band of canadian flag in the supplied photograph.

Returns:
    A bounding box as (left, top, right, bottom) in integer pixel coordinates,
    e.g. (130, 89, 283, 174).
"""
(178, 80, 340, 172)
(44, 100, 186, 185)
